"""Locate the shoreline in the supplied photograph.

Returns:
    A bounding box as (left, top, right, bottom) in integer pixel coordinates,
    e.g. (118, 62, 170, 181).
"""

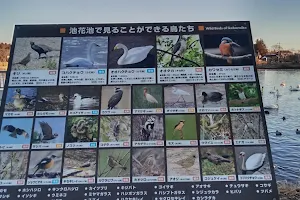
(256, 64, 300, 70)
(277, 181, 300, 200)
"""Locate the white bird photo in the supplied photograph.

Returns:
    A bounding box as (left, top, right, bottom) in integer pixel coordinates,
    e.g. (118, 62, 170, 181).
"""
(132, 85, 163, 109)
(164, 84, 195, 108)
(69, 86, 100, 110)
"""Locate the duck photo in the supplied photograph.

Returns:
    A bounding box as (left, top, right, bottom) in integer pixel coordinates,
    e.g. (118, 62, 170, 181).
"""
(195, 84, 227, 108)
(36, 86, 69, 111)
(4, 87, 37, 112)
(69, 86, 100, 110)
(108, 36, 156, 69)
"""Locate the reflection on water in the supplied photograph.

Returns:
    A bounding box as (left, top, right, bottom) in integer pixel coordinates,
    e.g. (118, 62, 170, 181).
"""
(258, 69, 300, 182)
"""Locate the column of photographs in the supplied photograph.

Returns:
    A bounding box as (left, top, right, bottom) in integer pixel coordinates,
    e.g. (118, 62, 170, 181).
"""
(0, 83, 271, 186)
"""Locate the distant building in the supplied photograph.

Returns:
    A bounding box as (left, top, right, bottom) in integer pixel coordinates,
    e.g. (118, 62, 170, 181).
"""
(261, 54, 278, 63)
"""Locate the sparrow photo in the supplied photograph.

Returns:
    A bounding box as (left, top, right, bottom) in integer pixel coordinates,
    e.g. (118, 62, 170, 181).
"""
(156, 35, 204, 68)
(199, 114, 231, 141)
(63, 149, 96, 179)
(228, 83, 260, 107)
(108, 36, 156, 69)
(0, 151, 29, 181)
(165, 114, 197, 140)
(203, 34, 253, 66)
(12, 37, 61, 70)
(164, 84, 195, 109)
(166, 148, 200, 177)
(65, 116, 98, 143)
(27, 150, 63, 179)
(235, 146, 271, 176)
(4, 87, 37, 112)
(132, 85, 163, 109)
(36, 86, 69, 111)
(60, 36, 108, 69)
(195, 84, 227, 108)
(230, 113, 265, 141)
(98, 149, 130, 178)
(99, 115, 131, 143)
(132, 115, 164, 142)
(101, 86, 131, 110)
(32, 117, 66, 146)
(0, 118, 33, 145)
(200, 147, 236, 176)
(69, 86, 100, 110)
(132, 148, 165, 177)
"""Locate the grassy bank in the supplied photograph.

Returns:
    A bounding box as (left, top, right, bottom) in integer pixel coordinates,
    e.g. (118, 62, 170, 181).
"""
(277, 181, 300, 200)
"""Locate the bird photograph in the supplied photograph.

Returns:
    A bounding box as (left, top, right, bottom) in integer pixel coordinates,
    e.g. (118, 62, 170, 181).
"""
(132, 115, 164, 142)
(62, 149, 96, 179)
(32, 117, 65, 145)
(69, 86, 100, 110)
(108, 36, 155, 69)
(0, 118, 32, 145)
(166, 148, 200, 177)
(65, 116, 98, 143)
(230, 113, 265, 141)
(195, 84, 227, 108)
(199, 114, 231, 141)
(12, 37, 61, 70)
(36, 86, 69, 111)
(165, 114, 197, 140)
(228, 83, 260, 107)
(164, 84, 195, 108)
(0, 151, 29, 181)
(235, 146, 271, 176)
(4, 87, 37, 112)
(60, 37, 108, 69)
(156, 34, 204, 68)
(101, 86, 131, 111)
(132, 148, 165, 177)
(27, 150, 62, 179)
(203, 34, 253, 66)
(98, 149, 130, 178)
(132, 85, 163, 109)
(99, 116, 131, 143)
(201, 147, 236, 176)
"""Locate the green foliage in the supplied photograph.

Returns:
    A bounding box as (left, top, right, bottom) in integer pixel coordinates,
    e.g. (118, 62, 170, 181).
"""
(132, 85, 163, 109)
(201, 159, 235, 175)
(228, 83, 260, 107)
(165, 115, 197, 140)
(45, 58, 57, 70)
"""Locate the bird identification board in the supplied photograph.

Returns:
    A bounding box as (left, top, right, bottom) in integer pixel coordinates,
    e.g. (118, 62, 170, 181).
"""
(0, 21, 279, 200)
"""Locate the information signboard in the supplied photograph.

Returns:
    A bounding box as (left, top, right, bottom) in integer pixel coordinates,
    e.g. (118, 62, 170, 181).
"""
(0, 21, 279, 200)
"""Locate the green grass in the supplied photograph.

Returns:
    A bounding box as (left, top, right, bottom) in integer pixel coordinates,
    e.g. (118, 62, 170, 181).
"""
(201, 159, 235, 175)
(132, 85, 163, 109)
(165, 114, 197, 140)
(45, 58, 57, 70)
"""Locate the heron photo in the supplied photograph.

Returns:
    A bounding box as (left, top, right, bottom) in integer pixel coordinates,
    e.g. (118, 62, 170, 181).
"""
(12, 37, 61, 70)
(0, 118, 33, 145)
(156, 35, 204, 68)
(235, 146, 271, 176)
(32, 117, 66, 145)
(0, 151, 29, 181)
(99, 115, 131, 142)
(132, 85, 163, 109)
(108, 36, 156, 69)
(195, 84, 227, 108)
(101, 86, 131, 110)
(69, 86, 100, 110)
(199, 114, 231, 140)
(98, 149, 130, 178)
(165, 114, 197, 140)
(166, 148, 200, 177)
(60, 36, 108, 69)
(164, 84, 195, 109)
(230, 113, 265, 140)
(200, 147, 236, 176)
(65, 116, 98, 143)
(36, 86, 69, 111)
(132, 148, 165, 177)
(203, 34, 253, 66)
(132, 115, 164, 142)
(228, 83, 260, 107)
(4, 87, 37, 112)
(63, 149, 96, 179)
(27, 150, 63, 179)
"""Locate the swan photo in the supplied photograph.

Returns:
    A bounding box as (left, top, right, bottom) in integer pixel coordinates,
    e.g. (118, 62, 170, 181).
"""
(108, 36, 156, 69)
(69, 86, 100, 111)
(195, 84, 227, 108)
(60, 37, 108, 69)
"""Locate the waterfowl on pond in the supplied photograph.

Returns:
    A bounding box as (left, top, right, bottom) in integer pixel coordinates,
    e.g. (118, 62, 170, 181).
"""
(296, 129, 300, 134)
(264, 104, 279, 109)
(281, 116, 286, 121)
(72, 93, 97, 110)
(264, 110, 270, 114)
(275, 130, 282, 136)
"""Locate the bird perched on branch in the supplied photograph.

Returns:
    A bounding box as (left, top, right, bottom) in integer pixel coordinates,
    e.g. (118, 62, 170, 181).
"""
(219, 37, 240, 64)
(142, 116, 155, 141)
(14, 53, 31, 66)
(143, 87, 158, 104)
(107, 155, 127, 170)
(33, 155, 57, 175)
(2, 125, 30, 139)
(169, 36, 187, 67)
(173, 120, 185, 139)
(30, 41, 59, 59)
(107, 87, 123, 109)
(206, 152, 231, 165)
(39, 121, 58, 141)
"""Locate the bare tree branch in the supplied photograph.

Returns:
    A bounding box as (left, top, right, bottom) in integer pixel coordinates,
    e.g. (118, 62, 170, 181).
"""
(157, 49, 201, 67)
(205, 52, 252, 60)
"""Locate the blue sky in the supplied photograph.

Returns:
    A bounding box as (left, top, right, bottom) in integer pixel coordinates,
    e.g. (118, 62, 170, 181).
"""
(0, 0, 299, 49)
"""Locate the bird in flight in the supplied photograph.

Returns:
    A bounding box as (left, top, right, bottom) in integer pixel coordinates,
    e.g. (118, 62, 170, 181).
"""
(2, 125, 30, 139)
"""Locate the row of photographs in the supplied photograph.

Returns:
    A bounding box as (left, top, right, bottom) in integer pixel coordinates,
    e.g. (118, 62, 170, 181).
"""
(11, 33, 254, 72)
(3, 83, 261, 117)
(0, 113, 266, 149)
(0, 146, 272, 186)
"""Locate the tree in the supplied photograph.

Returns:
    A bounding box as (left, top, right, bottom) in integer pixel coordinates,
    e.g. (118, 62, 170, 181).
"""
(271, 44, 283, 52)
(254, 39, 268, 57)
